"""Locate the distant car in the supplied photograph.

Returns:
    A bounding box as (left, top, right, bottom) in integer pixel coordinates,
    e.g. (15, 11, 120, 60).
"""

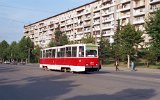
(4, 61, 10, 64)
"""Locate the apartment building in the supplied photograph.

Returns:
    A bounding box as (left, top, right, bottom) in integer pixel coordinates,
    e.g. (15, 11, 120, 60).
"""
(24, 0, 160, 48)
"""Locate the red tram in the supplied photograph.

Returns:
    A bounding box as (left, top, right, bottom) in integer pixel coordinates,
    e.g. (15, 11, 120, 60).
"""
(40, 44, 101, 72)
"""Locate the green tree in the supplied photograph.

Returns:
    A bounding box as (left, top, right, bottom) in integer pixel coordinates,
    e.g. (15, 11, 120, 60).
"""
(18, 37, 33, 63)
(32, 45, 41, 63)
(140, 48, 156, 67)
(48, 40, 56, 47)
(81, 34, 95, 44)
(53, 26, 69, 46)
(60, 34, 69, 45)
(0, 40, 9, 62)
(112, 19, 121, 63)
(9, 41, 19, 61)
(54, 30, 62, 46)
(145, 9, 160, 61)
(69, 41, 79, 44)
(119, 23, 143, 68)
(98, 37, 112, 64)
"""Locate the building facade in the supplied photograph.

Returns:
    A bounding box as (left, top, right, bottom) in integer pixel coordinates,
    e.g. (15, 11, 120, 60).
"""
(24, 0, 160, 48)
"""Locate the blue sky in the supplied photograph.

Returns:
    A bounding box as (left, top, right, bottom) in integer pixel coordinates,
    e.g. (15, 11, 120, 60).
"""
(0, 0, 93, 43)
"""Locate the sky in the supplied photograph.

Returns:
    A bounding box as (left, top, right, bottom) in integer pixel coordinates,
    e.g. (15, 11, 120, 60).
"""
(0, 0, 93, 44)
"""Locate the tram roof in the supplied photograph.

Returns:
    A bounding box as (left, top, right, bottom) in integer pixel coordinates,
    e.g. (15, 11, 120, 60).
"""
(42, 44, 99, 50)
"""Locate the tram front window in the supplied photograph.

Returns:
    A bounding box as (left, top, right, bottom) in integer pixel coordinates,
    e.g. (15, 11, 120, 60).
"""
(86, 50, 97, 57)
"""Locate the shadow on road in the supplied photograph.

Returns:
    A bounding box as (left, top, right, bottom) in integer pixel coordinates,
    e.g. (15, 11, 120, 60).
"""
(66, 88, 156, 100)
(0, 74, 79, 100)
(0, 64, 19, 73)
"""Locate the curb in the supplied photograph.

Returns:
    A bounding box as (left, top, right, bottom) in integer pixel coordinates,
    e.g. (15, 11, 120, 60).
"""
(102, 66, 160, 74)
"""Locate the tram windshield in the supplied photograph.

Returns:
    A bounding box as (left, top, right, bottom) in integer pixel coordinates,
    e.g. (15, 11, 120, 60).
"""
(86, 50, 97, 57)
(86, 45, 98, 57)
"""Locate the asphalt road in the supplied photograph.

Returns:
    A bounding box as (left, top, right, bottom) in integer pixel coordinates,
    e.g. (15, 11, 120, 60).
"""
(0, 64, 160, 100)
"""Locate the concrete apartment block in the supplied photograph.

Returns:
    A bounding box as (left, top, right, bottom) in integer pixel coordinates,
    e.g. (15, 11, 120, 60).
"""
(24, 0, 160, 48)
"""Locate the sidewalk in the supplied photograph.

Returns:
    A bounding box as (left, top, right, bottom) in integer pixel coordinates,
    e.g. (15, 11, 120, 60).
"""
(102, 66, 160, 74)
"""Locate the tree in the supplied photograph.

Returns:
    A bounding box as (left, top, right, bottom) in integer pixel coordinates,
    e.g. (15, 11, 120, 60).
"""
(112, 19, 121, 64)
(0, 40, 9, 62)
(81, 34, 95, 44)
(54, 30, 62, 46)
(32, 45, 41, 63)
(9, 41, 19, 61)
(18, 37, 34, 63)
(59, 34, 69, 45)
(145, 9, 160, 61)
(48, 40, 56, 47)
(53, 26, 69, 46)
(140, 48, 156, 67)
(98, 37, 112, 64)
(118, 23, 143, 68)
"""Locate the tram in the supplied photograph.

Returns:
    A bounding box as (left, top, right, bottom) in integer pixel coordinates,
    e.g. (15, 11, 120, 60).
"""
(40, 44, 101, 72)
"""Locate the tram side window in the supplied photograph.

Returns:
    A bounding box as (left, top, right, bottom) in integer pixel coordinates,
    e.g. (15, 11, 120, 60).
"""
(66, 47, 71, 57)
(52, 49, 55, 58)
(57, 48, 65, 57)
(57, 48, 61, 57)
(61, 48, 65, 57)
(46, 50, 52, 58)
(46, 50, 49, 58)
(72, 47, 77, 57)
(41, 51, 43, 58)
(79, 46, 84, 57)
(43, 50, 46, 58)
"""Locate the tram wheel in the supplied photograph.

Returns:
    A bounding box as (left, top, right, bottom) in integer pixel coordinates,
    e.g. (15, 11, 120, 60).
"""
(64, 68, 67, 72)
(43, 66, 49, 71)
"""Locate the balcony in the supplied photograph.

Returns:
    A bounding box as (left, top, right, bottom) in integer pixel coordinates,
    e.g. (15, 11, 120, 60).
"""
(93, 27, 100, 31)
(66, 21, 73, 25)
(133, 10, 145, 16)
(150, 0, 160, 4)
(93, 21, 100, 25)
(150, 5, 160, 12)
(121, 0, 131, 4)
(102, 24, 114, 30)
(84, 8, 91, 14)
(84, 22, 91, 27)
(117, 4, 131, 12)
(84, 28, 91, 33)
(101, 3, 115, 10)
(93, 13, 100, 18)
(84, 16, 91, 21)
(66, 27, 73, 31)
(119, 14, 130, 19)
(95, 34, 101, 38)
(133, 19, 145, 24)
(102, 10, 114, 16)
(121, 6, 130, 12)
(102, 17, 114, 23)
(103, 31, 114, 37)
(75, 24, 83, 28)
(93, 5, 101, 12)
(60, 23, 65, 27)
(133, 1, 145, 8)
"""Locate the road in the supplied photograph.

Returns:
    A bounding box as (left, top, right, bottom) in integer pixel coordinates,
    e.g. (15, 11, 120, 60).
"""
(0, 64, 160, 100)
